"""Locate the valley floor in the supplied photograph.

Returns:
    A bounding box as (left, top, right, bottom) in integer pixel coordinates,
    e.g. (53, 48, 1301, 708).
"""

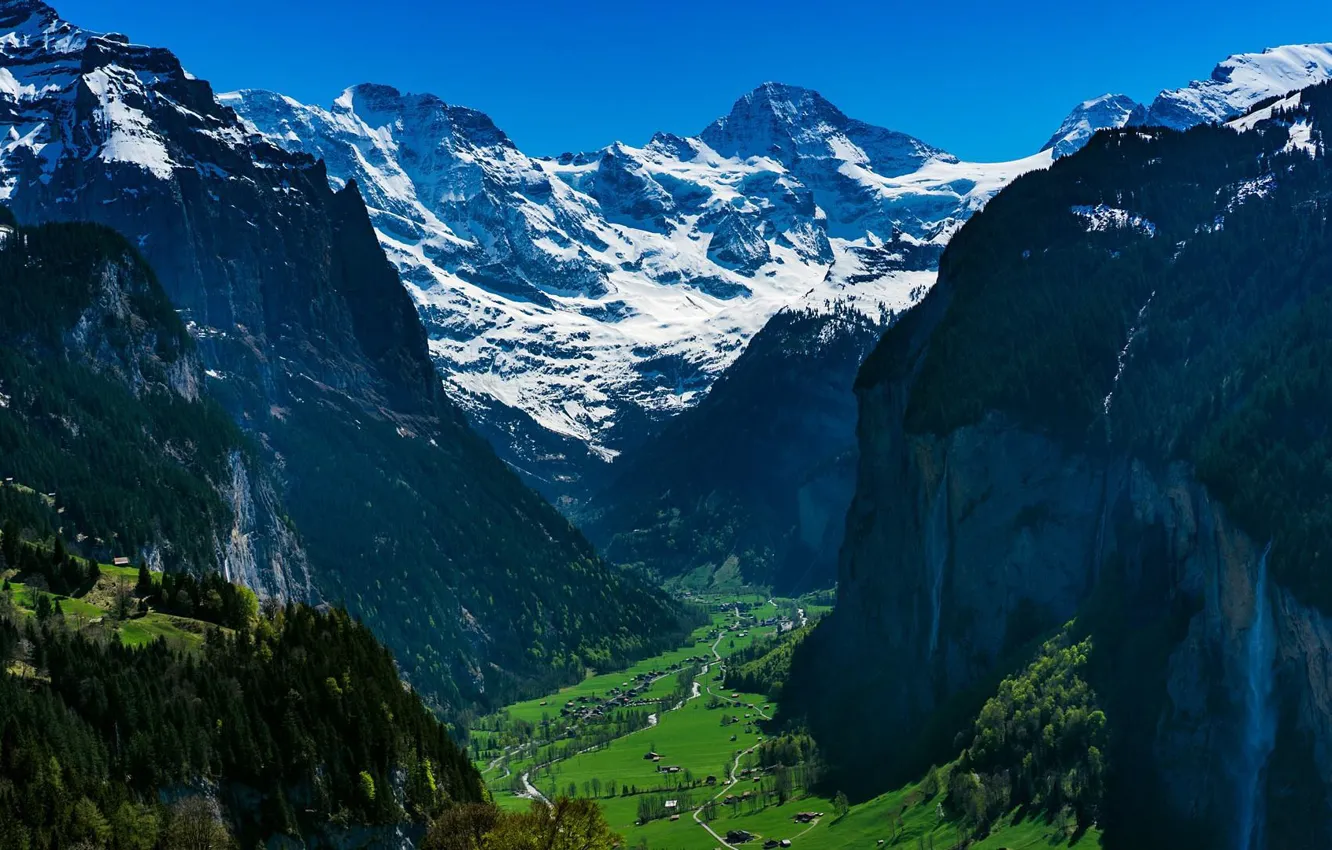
(469, 594, 1101, 850)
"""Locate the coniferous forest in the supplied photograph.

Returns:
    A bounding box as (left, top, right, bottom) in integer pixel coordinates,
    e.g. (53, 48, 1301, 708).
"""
(0, 591, 484, 847)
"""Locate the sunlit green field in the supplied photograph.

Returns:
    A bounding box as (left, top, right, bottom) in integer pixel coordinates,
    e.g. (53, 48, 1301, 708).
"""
(472, 590, 1101, 849)
(531, 687, 769, 798)
(3, 565, 214, 650)
(496, 627, 718, 728)
(815, 778, 1102, 850)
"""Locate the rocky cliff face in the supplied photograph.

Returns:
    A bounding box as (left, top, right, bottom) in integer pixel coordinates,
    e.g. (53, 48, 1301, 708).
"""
(816, 372, 1332, 846)
(793, 83, 1332, 847)
(0, 218, 310, 596)
(0, 0, 681, 714)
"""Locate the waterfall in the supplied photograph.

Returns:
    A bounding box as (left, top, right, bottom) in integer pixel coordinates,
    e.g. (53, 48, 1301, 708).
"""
(1102, 290, 1155, 441)
(1236, 542, 1277, 850)
(926, 459, 950, 658)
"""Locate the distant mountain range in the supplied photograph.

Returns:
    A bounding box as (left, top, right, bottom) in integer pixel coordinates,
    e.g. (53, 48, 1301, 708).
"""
(220, 44, 1332, 502)
(222, 83, 1045, 500)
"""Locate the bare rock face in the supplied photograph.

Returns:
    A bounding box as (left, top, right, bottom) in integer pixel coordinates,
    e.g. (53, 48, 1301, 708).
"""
(809, 373, 1332, 843)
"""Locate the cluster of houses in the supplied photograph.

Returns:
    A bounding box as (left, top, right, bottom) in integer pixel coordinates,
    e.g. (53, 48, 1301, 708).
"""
(755, 614, 797, 633)
(723, 829, 792, 847)
(547, 657, 704, 723)
(642, 751, 684, 775)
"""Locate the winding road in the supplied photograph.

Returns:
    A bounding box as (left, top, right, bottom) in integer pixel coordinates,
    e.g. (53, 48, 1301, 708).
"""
(508, 604, 794, 846)
(692, 610, 776, 849)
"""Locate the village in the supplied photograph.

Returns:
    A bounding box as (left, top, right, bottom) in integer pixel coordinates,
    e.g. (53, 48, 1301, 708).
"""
(464, 594, 846, 850)
(545, 654, 711, 723)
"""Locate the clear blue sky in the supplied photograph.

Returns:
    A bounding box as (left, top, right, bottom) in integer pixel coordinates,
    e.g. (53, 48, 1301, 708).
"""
(52, 0, 1332, 162)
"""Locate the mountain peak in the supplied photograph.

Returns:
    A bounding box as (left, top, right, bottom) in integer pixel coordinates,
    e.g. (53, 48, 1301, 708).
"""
(1212, 42, 1332, 86)
(699, 81, 948, 179)
(0, 0, 89, 56)
(1134, 42, 1332, 130)
(0, 0, 57, 25)
(703, 82, 848, 150)
(745, 81, 844, 114)
(334, 82, 404, 111)
(1042, 93, 1140, 158)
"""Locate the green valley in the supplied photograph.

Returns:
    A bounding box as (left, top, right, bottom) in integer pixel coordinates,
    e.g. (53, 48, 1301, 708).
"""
(469, 594, 1101, 850)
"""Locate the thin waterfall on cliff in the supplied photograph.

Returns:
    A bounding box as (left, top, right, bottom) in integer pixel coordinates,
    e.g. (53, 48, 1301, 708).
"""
(926, 458, 950, 658)
(1101, 290, 1155, 441)
(1237, 541, 1277, 850)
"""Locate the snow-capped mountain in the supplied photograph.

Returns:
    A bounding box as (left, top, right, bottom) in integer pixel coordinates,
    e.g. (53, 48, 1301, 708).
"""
(234, 46, 1332, 499)
(1042, 94, 1140, 158)
(226, 82, 1053, 496)
(6, 0, 1327, 507)
(1132, 43, 1332, 130)
(1047, 44, 1332, 159)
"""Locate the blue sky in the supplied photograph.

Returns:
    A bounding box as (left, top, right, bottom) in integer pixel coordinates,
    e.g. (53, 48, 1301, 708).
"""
(53, 0, 1332, 162)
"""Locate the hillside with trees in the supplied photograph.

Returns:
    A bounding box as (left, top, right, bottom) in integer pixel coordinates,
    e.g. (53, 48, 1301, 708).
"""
(0, 582, 486, 846)
(0, 207, 692, 719)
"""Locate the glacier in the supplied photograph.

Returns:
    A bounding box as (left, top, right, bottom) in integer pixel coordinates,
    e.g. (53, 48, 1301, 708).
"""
(224, 82, 1051, 493)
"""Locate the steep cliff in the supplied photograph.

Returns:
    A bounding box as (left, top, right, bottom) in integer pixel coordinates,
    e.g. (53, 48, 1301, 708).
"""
(790, 83, 1332, 848)
(0, 217, 307, 595)
(0, 0, 683, 714)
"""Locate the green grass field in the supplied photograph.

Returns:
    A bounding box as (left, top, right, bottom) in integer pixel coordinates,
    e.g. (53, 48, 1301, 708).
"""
(812, 778, 1102, 850)
(473, 591, 1103, 850)
(3, 564, 216, 650)
(118, 612, 209, 647)
(497, 629, 718, 728)
(10, 582, 105, 620)
(473, 597, 810, 849)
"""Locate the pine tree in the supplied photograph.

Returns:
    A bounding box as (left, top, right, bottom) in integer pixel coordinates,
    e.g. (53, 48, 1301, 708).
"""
(136, 564, 153, 598)
(1, 518, 18, 568)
